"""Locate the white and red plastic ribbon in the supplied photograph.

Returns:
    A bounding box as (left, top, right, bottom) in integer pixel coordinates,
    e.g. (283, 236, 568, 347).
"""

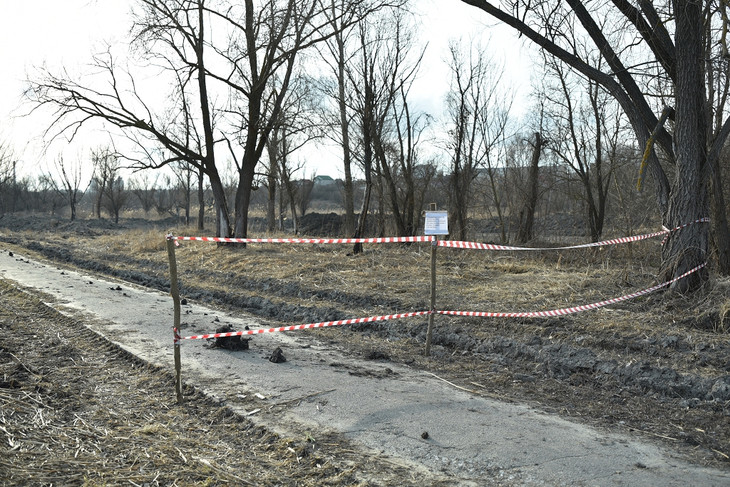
(170, 218, 710, 344)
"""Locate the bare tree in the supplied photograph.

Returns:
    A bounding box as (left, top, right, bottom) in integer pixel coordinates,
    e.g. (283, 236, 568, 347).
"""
(391, 83, 433, 237)
(348, 17, 379, 252)
(264, 74, 323, 233)
(705, 2, 730, 275)
(132, 0, 230, 235)
(90, 148, 128, 223)
(445, 39, 511, 241)
(130, 173, 158, 215)
(0, 141, 18, 215)
(27, 1, 232, 236)
(319, 0, 359, 236)
(0, 141, 14, 186)
(91, 147, 118, 219)
(209, 0, 378, 238)
(375, 15, 430, 238)
(27, 0, 387, 240)
(317, 0, 406, 236)
(32, 174, 65, 215)
(45, 156, 87, 221)
(344, 9, 426, 240)
(169, 161, 197, 225)
(458, 0, 728, 290)
(296, 173, 316, 220)
(103, 175, 130, 224)
(541, 55, 618, 242)
(516, 132, 546, 243)
(153, 174, 176, 216)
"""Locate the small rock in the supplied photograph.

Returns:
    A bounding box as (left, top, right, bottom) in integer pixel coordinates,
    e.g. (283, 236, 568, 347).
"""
(8, 251, 13, 257)
(181, 298, 188, 305)
(269, 347, 286, 363)
(421, 431, 429, 440)
(210, 324, 250, 350)
(709, 376, 730, 401)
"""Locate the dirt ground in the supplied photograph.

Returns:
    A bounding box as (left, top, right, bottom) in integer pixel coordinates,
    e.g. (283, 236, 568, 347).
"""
(1, 214, 729, 484)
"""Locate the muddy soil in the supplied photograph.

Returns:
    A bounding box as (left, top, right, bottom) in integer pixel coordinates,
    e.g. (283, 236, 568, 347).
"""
(1, 214, 729, 475)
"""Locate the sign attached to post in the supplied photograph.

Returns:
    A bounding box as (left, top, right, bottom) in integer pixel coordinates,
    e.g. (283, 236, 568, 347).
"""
(424, 211, 449, 235)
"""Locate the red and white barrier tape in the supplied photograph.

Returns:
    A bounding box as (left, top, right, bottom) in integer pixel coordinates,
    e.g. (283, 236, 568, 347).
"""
(170, 218, 708, 251)
(437, 263, 706, 318)
(439, 218, 710, 251)
(178, 310, 432, 342)
(174, 235, 434, 244)
(175, 264, 705, 343)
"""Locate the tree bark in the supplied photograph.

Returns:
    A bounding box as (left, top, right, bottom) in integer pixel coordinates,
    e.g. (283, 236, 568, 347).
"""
(517, 132, 543, 243)
(662, 0, 709, 291)
(709, 157, 730, 274)
(335, 28, 356, 236)
(266, 133, 279, 234)
(197, 167, 204, 231)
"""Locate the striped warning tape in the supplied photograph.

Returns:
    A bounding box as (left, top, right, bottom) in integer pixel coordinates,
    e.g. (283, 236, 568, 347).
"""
(175, 264, 705, 343)
(436, 263, 706, 318)
(170, 218, 708, 251)
(173, 235, 434, 244)
(438, 218, 710, 251)
(177, 311, 432, 342)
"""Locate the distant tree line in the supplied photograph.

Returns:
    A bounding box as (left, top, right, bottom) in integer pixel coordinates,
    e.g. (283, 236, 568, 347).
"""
(2, 136, 668, 245)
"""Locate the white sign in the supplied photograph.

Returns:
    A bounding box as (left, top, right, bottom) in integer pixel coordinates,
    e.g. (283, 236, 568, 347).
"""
(424, 211, 449, 235)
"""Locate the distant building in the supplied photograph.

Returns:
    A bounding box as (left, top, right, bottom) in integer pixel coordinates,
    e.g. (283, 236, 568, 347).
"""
(313, 175, 336, 186)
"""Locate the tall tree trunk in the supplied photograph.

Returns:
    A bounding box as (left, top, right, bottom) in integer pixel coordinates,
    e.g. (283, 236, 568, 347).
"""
(285, 181, 299, 235)
(353, 142, 373, 253)
(234, 157, 257, 239)
(197, 168, 204, 231)
(709, 157, 730, 274)
(70, 195, 77, 222)
(451, 167, 470, 241)
(663, 0, 710, 291)
(353, 55, 375, 254)
(352, 177, 372, 254)
(376, 141, 406, 236)
(335, 29, 355, 236)
(95, 185, 104, 219)
(195, 2, 230, 237)
(517, 132, 543, 243)
(266, 136, 279, 234)
(208, 169, 231, 238)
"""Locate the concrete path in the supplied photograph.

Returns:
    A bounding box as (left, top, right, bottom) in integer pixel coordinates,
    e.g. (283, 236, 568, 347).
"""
(2, 249, 728, 486)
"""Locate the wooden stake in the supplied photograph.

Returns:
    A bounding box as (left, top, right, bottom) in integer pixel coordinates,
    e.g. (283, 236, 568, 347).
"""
(425, 236, 437, 356)
(166, 235, 183, 404)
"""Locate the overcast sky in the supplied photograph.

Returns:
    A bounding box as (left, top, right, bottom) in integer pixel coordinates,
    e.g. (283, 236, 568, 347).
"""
(0, 0, 530, 180)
